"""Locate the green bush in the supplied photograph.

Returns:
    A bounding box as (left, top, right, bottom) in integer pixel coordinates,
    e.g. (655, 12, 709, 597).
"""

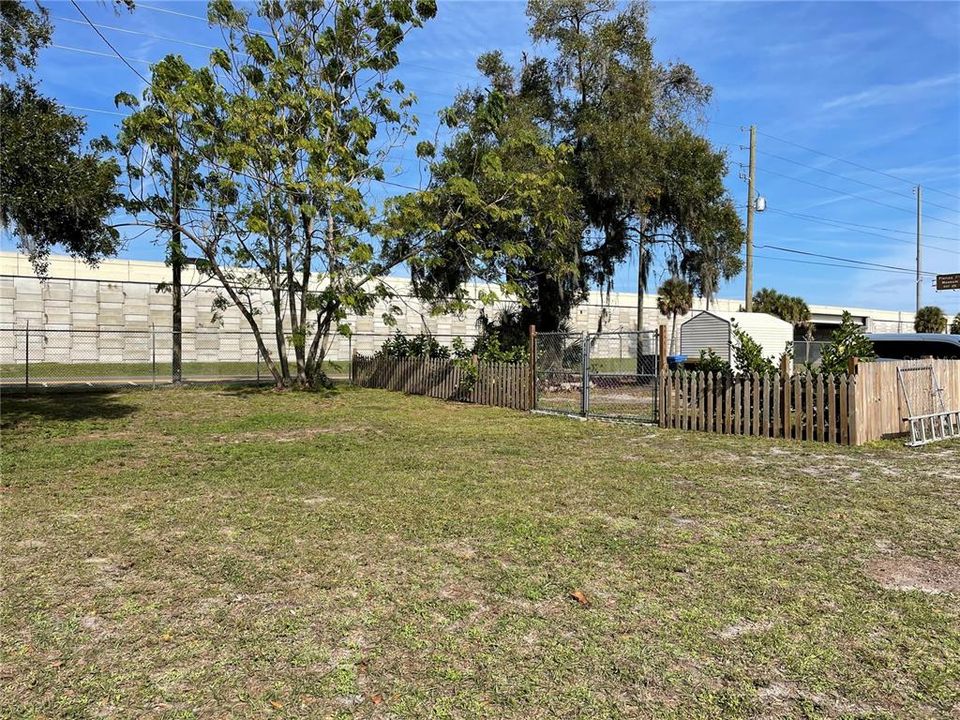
(697, 348, 732, 376)
(819, 311, 876, 374)
(731, 322, 776, 376)
(377, 331, 451, 359)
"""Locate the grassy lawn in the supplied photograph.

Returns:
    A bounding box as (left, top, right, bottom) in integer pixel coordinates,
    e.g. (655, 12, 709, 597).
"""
(2, 386, 958, 719)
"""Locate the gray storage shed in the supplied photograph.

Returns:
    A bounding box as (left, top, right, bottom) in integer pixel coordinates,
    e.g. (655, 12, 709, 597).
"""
(680, 310, 793, 372)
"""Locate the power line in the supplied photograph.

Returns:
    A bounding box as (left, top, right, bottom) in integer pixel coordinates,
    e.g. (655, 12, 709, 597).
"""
(765, 208, 960, 255)
(751, 252, 939, 278)
(51, 43, 150, 64)
(55, 15, 219, 51)
(760, 167, 917, 214)
(764, 208, 960, 242)
(756, 148, 915, 201)
(757, 128, 960, 203)
(757, 243, 940, 277)
(137, 1, 482, 84)
(65, 105, 127, 117)
(69, 0, 149, 83)
(136, 2, 272, 37)
(759, 167, 960, 228)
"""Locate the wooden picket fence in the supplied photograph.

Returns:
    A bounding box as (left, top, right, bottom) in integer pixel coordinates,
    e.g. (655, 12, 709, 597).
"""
(659, 370, 858, 445)
(351, 354, 532, 411)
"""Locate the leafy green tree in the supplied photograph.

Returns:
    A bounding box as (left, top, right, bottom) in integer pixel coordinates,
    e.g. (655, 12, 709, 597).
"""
(951, 313, 960, 335)
(914, 305, 947, 333)
(390, 0, 744, 333)
(0, 0, 122, 275)
(383, 83, 583, 332)
(116, 0, 437, 388)
(820, 311, 876, 374)
(656, 276, 693, 355)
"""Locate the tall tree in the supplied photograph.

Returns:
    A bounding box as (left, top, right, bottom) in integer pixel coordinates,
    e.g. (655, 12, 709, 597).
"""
(391, 0, 743, 333)
(116, 0, 438, 388)
(383, 72, 584, 330)
(656, 276, 693, 355)
(914, 306, 947, 333)
(951, 313, 960, 335)
(0, 0, 123, 275)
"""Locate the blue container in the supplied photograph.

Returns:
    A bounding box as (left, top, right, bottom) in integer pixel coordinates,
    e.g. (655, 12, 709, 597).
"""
(666, 355, 687, 370)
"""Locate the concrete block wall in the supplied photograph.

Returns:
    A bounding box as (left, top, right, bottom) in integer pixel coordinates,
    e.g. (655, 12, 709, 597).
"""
(0, 252, 919, 365)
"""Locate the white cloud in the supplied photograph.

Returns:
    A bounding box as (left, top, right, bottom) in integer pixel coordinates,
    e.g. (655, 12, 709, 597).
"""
(821, 73, 960, 112)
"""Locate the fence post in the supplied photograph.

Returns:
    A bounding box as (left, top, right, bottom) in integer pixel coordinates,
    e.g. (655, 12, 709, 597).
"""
(658, 324, 668, 373)
(580, 331, 590, 416)
(24, 319, 29, 390)
(151, 324, 157, 389)
(256, 348, 261, 386)
(528, 325, 536, 411)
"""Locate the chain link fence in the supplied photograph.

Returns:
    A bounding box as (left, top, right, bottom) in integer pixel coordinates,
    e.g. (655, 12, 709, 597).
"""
(0, 326, 488, 390)
(535, 329, 660, 422)
(535, 332, 587, 416)
(587, 331, 659, 421)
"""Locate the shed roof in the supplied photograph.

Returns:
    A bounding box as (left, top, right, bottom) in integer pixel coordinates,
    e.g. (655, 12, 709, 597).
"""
(684, 310, 793, 331)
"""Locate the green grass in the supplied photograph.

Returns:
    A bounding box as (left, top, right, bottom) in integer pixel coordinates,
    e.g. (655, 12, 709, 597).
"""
(0, 360, 351, 382)
(2, 386, 958, 719)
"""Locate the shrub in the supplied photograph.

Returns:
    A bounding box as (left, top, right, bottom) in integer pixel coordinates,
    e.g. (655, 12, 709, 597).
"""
(731, 322, 776, 376)
(377, 331, 451, 359)
(697, 348, 732, 376)
(819, 311, 876, 374)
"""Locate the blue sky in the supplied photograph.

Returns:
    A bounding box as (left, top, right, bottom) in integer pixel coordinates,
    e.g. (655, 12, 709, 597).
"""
(8, 0, 960, 314)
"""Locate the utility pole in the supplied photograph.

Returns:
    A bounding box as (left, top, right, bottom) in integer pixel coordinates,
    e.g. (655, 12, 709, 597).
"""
(744, 125, 756, 311)
(171, 126, 183, 384)
(915, 185, 922, 315)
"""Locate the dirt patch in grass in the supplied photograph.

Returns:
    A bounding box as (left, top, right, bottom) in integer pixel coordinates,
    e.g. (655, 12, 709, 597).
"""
(719, 619, 773, 640)
(215, 424, 371, 443)
(865, 555, 960, 594)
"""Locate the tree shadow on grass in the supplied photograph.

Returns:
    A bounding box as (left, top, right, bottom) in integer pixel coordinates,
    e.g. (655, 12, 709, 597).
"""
(211, 381, 344, 399)
(0, 390, 137, 430)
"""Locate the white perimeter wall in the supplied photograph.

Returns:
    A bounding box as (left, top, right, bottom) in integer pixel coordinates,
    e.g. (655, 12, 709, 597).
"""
(0, 252, 917, 363)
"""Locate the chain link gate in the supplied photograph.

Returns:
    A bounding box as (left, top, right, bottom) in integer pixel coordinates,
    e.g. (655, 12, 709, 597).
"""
(534, 329, 660, 423)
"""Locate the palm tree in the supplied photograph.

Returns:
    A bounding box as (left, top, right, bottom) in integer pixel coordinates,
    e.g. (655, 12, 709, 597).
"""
(915, 305, 947, 333)
(657, 276, 693, 355)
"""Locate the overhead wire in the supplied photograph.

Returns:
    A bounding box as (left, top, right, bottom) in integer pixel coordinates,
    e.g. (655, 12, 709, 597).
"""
(68, 0, 149, 83)
(755, 243, 939, 277)
(758, 167, 960, 228)
(757, 128, 960, 202)
(765, 208, 959, 255)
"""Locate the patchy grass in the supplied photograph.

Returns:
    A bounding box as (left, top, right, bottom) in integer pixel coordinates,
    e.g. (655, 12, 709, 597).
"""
(1, 386, 958, 719)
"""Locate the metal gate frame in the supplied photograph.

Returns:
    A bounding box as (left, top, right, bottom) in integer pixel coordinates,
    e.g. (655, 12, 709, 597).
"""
(534, 328, 660, 423)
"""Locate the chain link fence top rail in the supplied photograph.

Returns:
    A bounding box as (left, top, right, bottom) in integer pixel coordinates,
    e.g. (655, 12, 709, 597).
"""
(0, 326, 483, 389)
